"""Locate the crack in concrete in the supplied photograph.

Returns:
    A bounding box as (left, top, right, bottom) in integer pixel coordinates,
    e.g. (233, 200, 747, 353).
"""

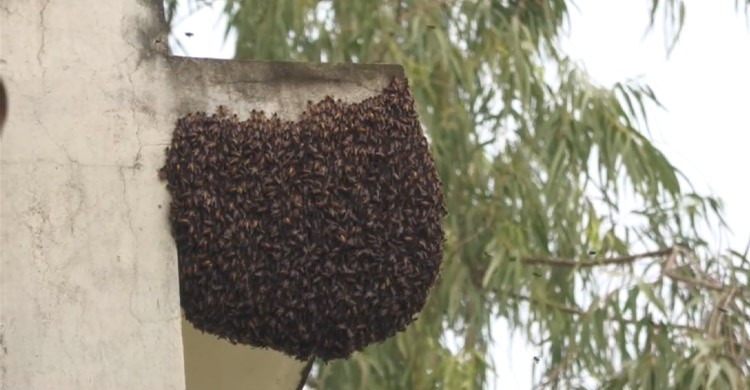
(1, 160, 140, 168)
(118, 166, 144, 325)
(120, 166, 176, 325)
(122, 30, 145, 85)
(210, 78, 382, 95)
(0, 143, 167, 168)
(122, 37, 145, 170)
(65, 173, 85, 235)
(120, 10, 143, 72)
(37, 0, 51, 86)
(131, 123, 144, 169)
(333, 79, 383, 95)
(32, 114, 140, 170)
(36, 117, 78, 165)
(118, 167, 137, 251)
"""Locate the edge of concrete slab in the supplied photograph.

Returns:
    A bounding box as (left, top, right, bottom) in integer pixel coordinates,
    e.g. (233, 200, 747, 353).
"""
(147, 0, 405, 95)
(166, 56, 404, 86)
(163, 56, 405, 117)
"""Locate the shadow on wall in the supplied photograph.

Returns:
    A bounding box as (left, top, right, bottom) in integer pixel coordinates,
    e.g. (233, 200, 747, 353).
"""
(0, 77, 6, 133)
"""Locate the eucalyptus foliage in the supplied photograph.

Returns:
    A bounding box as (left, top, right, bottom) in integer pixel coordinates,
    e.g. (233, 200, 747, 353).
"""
(166, 1, 750, 388)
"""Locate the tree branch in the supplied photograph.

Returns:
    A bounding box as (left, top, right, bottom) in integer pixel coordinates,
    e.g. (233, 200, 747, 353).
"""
(664, 270, 731, 292)
(447, 215, 497, 258)
(296, 356, 316, 390)
(305, 377, 319, 390)
(661, 247, 749, 296)
(534, 343, 578, 390)
(521, 247, 674, 268)
(519, 246, 748, 296)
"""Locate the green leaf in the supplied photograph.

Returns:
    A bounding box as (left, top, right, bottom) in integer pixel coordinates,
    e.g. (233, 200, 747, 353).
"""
(638, 282, 667, 316)
(706, 362, 721, 387)
(481, 255, 501, 288)
(719, 359, 739, 389)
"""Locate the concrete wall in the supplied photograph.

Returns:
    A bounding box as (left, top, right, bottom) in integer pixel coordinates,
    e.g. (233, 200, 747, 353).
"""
(0, 0, 402, 389)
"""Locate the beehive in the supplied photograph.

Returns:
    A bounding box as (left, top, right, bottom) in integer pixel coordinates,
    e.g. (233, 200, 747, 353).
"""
(159, 77, 446, 361)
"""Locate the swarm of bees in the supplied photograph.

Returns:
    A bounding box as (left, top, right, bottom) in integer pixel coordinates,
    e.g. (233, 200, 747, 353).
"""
(159, 77, 447, 361)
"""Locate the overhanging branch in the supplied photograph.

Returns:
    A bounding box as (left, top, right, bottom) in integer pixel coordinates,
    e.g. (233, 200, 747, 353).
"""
(518, 246, 748, 296)
(521, 247, 674, 268)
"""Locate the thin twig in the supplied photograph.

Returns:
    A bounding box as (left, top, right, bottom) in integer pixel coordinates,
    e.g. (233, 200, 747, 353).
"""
(447, 215, 497, 257)
(520, 246, 748, 296)
(535, 343, 578, 390)
(521, 247, 674, 268)
(664, 270, 732, 293)
(305, 377, 319, 390)
(296, 356, 316, 390)
(662, 247, 748, 295)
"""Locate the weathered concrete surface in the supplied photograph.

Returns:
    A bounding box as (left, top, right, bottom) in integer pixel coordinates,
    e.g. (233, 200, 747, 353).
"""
(0, 0, 403, 389)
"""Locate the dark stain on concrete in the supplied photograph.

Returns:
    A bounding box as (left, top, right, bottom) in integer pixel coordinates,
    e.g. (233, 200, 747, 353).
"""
(0, 77, 7, 134)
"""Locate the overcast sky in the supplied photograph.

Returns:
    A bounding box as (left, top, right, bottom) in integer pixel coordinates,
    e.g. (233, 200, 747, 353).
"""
(168, 1, 750, 387)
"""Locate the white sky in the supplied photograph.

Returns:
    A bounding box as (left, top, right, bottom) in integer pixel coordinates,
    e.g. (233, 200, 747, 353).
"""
(168, 1, 750, 388)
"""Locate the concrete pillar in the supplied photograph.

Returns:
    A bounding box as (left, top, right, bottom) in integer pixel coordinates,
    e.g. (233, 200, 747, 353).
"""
(0, 0, 402, 389)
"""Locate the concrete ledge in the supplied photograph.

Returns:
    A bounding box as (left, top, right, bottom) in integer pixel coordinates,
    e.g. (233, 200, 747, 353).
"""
(167, 56, 404, 84)
(164, 57, 404, 121)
